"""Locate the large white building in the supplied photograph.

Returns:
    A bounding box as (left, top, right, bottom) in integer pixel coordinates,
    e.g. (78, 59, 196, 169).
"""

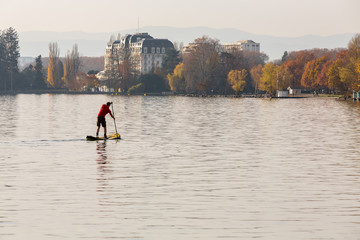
(104, 33, 174, 74)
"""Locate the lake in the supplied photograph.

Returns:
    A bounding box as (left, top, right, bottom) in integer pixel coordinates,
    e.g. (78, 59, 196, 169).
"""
(1, 94, 360, 239)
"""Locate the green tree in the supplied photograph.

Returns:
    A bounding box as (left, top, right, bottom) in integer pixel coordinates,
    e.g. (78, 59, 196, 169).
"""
(19, 64, 35, 89)
(281, 51, 288, 63)
(162, 48, 181, 76)
(0, 31, 6, 90)
(2, 27, 20, 91)
(33, 55, 46, 89)
(139, 73, 168, 92)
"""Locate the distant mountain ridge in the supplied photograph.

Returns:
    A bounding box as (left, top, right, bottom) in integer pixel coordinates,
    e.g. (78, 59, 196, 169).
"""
(19, 26, 355, 60)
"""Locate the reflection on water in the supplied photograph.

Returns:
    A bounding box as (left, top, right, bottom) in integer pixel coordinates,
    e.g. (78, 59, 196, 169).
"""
(96, 140, 108, 165)
(96, 140, 110, 196)
(1, 94, 360, 239)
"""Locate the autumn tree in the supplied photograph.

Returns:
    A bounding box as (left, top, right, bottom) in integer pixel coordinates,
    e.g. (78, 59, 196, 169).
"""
(183, 36, 223, 93)
(63, 52, 72, 88)
(117, 51, 137, 92)
(327, 35, 360, 94)
(83, 73, 100, 90)
(227, 69, 247, 95)
(47, 42, 63, 88)
(281, 60, 299, 88)
(328, 50, 348, 93)
(106, 43, 136, 92)
(250, 64, 263, 93)
(259, 63, 281, 94)
(301, 56, 326, 90)
(218, 52, 235, 94)
(282, 50, 315, 88)
(301, 51, 340, 91)
(222, 49, 268, 92)
(167, 62, 185, 92)
(347, 34, 360, 91)
(301, 59, 318, 89)
(317, 59, 333, 90)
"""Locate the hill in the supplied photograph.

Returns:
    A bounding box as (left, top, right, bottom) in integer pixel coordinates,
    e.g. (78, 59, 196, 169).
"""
(19, 26, 355, 60)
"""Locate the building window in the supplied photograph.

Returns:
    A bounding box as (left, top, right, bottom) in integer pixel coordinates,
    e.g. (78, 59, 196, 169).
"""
(151, 47, 155, 53)
(144, 47, 148, 53)
(156, 47, 160, 53)
(162, 47, 165, 53)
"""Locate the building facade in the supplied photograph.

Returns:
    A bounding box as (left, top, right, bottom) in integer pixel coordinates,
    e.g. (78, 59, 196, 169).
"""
(104, 33, 174, 75)
(182, 40, 260, 55)
(222, 40, 260, 53)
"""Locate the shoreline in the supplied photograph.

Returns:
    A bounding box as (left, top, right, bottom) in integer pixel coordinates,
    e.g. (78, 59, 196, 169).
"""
(0, 90, 341, 99)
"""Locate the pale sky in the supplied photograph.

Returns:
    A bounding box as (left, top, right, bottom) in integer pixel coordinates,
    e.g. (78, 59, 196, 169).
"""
(0, 0, 358, 37)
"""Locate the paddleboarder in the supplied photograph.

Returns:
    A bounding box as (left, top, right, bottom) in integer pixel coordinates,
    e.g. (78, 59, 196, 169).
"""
(96, 102, 115, 138)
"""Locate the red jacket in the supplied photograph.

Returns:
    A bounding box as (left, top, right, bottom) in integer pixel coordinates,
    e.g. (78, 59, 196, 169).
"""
(98, 104, 111, 117)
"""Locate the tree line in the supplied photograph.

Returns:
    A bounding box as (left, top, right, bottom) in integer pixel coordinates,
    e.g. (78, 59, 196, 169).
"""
(167, 34, 360, 96)
(46, 42, 99, 91)
(0, 28, 48, 91)
(0, 27, 98, 92)
(258, 34, 360, 95)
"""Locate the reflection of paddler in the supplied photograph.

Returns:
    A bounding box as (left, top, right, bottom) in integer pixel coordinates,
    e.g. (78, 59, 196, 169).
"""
(96, 102, 115, 138)
(96, 141, 107, 164)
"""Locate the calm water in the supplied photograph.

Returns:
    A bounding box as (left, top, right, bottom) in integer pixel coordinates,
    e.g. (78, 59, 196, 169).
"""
(1, 94, 360, 240)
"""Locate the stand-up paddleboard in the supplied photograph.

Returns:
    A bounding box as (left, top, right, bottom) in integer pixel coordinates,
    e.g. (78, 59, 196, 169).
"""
(86, 133, 121, 141)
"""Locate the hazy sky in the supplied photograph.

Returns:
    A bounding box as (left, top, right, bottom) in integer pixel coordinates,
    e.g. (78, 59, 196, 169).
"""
(0, 0, 358, 37)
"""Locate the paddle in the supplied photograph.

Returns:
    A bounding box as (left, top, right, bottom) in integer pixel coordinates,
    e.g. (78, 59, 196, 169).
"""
(111, 103, 119, 136)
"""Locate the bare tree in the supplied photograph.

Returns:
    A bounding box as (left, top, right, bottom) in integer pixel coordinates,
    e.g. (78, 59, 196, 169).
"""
(63, 44, 82, 90)
(183, 36, 223, 93)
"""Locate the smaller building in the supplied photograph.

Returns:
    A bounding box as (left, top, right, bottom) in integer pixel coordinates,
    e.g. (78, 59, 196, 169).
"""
(182, 40, 261, 55)
(181, 43, 198, 54)
(277, 90, 289, 98)
(287, 86, 301, 95)
(222, 40, 260, 53)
